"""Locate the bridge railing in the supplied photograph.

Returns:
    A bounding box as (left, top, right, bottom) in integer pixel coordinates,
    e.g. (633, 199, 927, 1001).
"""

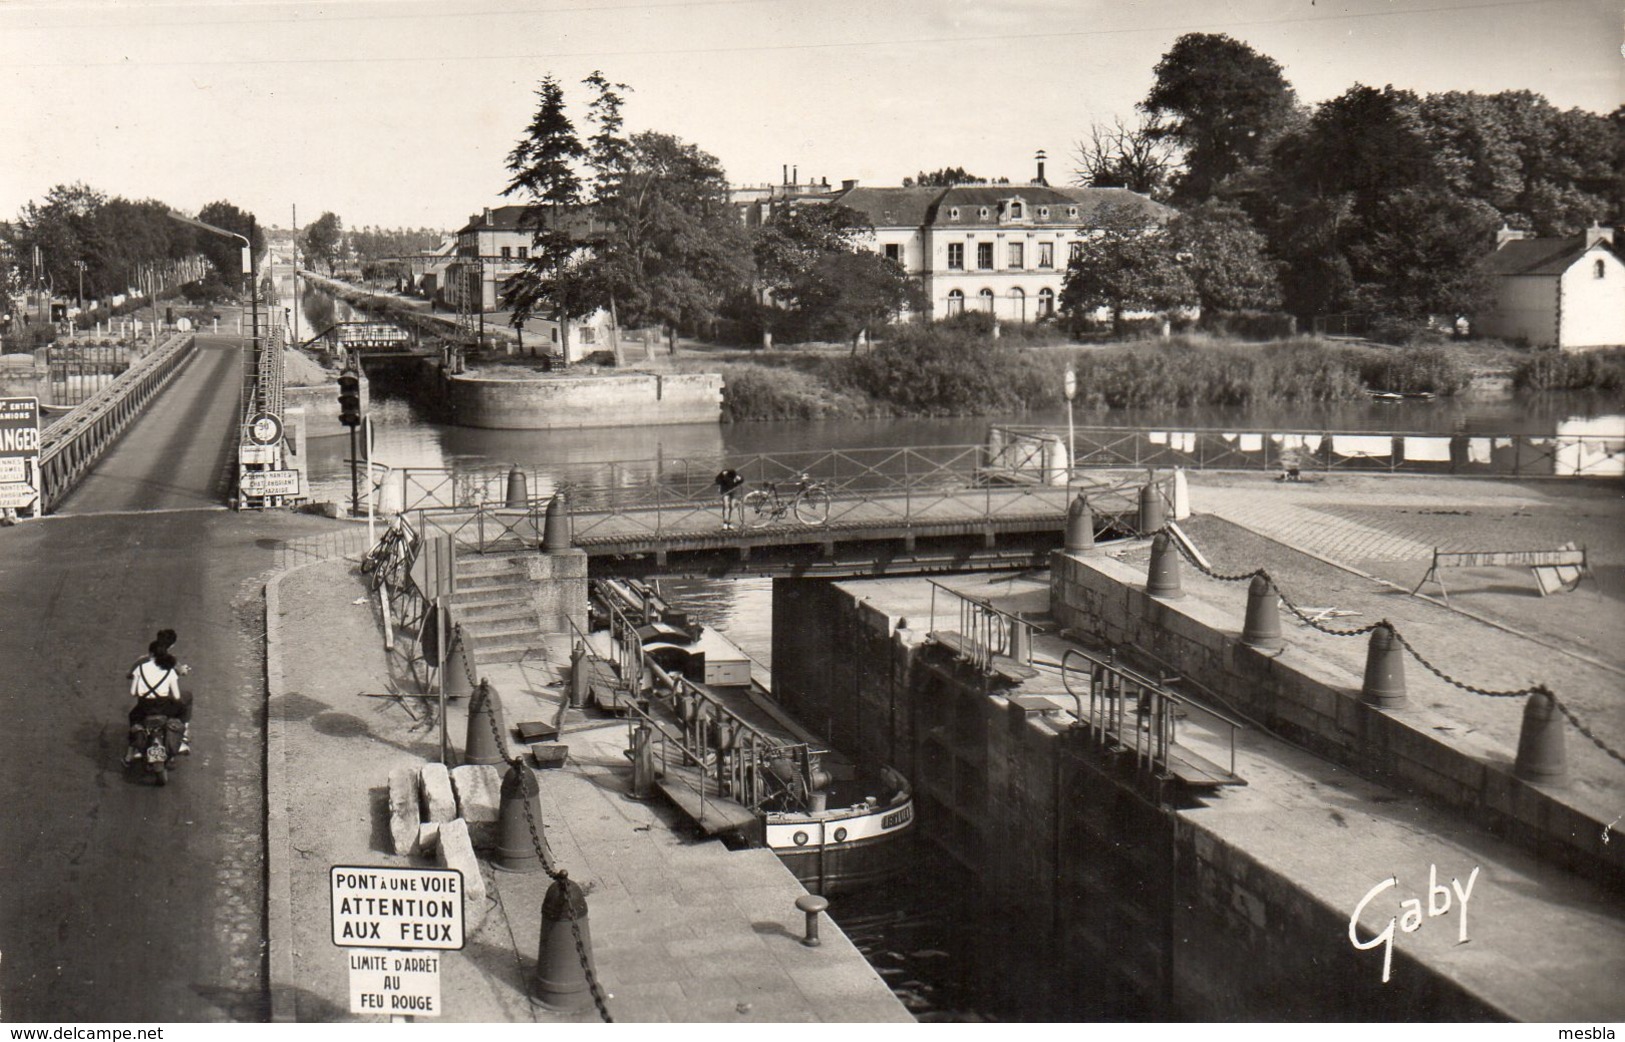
(36, 333, 196, 513)
(993, 424, 1625, 479)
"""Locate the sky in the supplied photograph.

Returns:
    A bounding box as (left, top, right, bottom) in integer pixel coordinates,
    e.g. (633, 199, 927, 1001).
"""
(1, 0, 1620, 232)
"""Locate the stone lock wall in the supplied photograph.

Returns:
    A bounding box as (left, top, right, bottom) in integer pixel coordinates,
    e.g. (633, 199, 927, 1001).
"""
(442, 370, 722, 430)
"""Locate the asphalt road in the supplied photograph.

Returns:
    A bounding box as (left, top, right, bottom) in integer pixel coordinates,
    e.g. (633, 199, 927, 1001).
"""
(0, 335, 339, 1022)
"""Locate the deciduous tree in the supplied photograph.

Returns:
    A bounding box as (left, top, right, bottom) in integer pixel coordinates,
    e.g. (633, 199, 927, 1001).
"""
(1168, 201, 1281, 313)
(300, 211, 344, 276)
(1072, 116, 1175, 198)
(1060, 203, 1195, 332)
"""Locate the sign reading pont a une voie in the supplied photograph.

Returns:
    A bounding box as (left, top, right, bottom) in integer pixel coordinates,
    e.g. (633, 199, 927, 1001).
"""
(330, 867, 465, 950)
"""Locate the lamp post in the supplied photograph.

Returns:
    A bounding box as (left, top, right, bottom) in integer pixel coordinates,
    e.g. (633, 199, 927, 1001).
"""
(165, 209, 259, 355)
(1063, 364, 1076, 479)
(73, 260, 86, 317)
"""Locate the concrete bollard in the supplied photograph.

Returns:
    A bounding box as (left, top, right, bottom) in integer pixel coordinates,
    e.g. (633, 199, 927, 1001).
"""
(1360, 624, 1407, 708)
(504, 466, 528, 509)
(628, 723, 655, 800)
(796, 894, 829, 946)
(464, 678, 507, 766)
(541, 494, 572, 553)
(533, 872, 596, 1011)
(1138, 481, 1165, 535)
(494, 761, 545, 872)
(1513, 689, 1567, 785)
(1145, 531, 1183, 599)
(1240, 575, 1283, 651)
(1008, 616, 1031, 663)
(444, 626, 475, 701)
(1172, 467, 1191, 520)
(1064, 495, 1095, 552)
(569, 641, 588, 708)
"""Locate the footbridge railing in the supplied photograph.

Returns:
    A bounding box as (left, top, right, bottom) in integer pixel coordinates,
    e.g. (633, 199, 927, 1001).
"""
(398, 444, 1166, 553)
(36, 332, 196, 513)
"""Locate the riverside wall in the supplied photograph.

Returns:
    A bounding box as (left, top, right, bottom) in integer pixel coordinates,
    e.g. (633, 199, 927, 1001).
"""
(440, 369, 723, 430)
(771, 576, 1506, 1021)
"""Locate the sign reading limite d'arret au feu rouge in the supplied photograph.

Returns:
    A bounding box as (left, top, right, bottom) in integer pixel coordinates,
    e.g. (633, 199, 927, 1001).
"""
(333, 867, 463, 1018)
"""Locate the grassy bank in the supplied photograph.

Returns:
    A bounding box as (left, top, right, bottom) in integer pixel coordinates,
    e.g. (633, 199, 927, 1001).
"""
(710, 328, 1488, 422)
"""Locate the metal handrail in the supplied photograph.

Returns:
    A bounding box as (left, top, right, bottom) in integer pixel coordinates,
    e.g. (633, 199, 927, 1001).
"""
(925, 578, 1042, 672)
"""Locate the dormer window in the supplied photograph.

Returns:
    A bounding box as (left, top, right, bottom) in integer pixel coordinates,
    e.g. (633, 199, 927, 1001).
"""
(979, 207, 989, 219)
(949, 207, 960, 220)
(1068, 206, 1078, 218)
(1038, 207, 1049, 219)
(1009, 201, 1024, 219)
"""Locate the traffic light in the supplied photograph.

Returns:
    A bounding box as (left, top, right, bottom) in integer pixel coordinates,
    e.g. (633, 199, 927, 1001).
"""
(338, 367, 361, 428)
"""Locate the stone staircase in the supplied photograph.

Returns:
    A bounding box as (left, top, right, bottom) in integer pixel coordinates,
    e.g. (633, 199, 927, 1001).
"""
(448, 555, 544, 667)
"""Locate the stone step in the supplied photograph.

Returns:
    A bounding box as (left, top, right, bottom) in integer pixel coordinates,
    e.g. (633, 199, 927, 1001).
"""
(449, 581, 532, 603)
(472, 640, 541, 665)
(456, 555, 527, 576)
(455, 570, 528, 590)
(454, 600, 537, 622)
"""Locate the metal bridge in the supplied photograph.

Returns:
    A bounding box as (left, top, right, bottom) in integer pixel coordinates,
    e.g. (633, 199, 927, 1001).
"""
(398, 444, 1164, 578)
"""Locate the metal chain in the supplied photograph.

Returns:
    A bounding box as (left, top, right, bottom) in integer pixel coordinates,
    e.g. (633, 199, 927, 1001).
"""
(1154, 526, 1624, 769)
(478, 685, 615, 1021)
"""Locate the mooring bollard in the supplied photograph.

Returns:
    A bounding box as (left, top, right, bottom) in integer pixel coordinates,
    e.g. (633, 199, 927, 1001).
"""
(628, 723, 655, 800)
(1240, 575, 1283, 650)
(795, 894, 829, 947)
(1138, 481, 1165, 535)
(505, 465, 528, 509)
(1064, 495, 1095, 552)
(1360, 624, 1407, 708)
(495, 762, 544, 873)
(1145, 531, 1183, 599)
(464, 678, 507, 766)
(533, 872, 595, 1011)
(541, 494, 572, 553)
(444, 626, 475, 701)
(1513, 689, 1567, 785)
(569, 641, 589, 708)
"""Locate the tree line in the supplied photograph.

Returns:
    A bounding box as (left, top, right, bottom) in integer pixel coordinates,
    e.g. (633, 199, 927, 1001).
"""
(297, 214, 447, 277)
(1067, 32, 1624, 331)
(3, 185, 265, 308)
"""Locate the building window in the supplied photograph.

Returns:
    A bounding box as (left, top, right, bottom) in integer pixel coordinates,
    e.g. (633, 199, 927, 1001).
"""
(979, 207, 989, 219)
(949, 207, 960, 220)
(977, 242, 994, 270)
(1070, 242, 1084, 262)
(1010, 286, 1026, 322)
(580, 327, 596, 344)
(947, 289, 964, 316)
(1596, 259, 1607, 279)
(517, 247, 528, 260)
(978, 288, 995, 312)
(500, 246, 512, 260)
(947, 243, 964, 270)
(1008, 242, 1024, 269)
(1038, 207, 1049, 219)
(884, 243, 903, 264)
(1009, 201, 1023, 219)
(1038, 242, 1054, 269)
(1039, 287, 1055, 317)
(1068, 206, 1078, 218)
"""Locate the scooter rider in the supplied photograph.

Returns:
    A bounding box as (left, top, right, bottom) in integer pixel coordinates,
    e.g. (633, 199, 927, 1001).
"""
(128, 643, 192, 758)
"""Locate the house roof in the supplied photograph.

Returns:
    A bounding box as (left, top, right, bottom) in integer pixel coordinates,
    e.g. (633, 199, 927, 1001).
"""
(1486, 234, 1616, 276)
(829, 184, 1170, 230)
(456, 204, 603, 238)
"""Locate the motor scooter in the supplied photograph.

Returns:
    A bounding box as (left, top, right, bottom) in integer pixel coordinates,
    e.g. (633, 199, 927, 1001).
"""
(126, 709, 184, 786)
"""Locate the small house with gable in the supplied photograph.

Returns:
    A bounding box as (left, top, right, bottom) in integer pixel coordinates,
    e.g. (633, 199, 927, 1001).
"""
(1478, 225, 1625, 350)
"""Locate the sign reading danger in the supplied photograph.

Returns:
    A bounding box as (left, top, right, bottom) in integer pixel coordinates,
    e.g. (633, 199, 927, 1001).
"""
(0, 397, 41, 513)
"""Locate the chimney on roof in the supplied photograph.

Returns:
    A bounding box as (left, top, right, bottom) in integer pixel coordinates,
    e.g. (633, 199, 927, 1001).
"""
(793, 165, 798, 185)
(1495, 224, 1530, 248)
(1034, 149, 1048, 187)
(822, 176, 828, 187)
(841, 179, 858, 192)
(783, 164, 789, 186)
(483, 207, 492, 225)
(1584, 222, 1615, 248)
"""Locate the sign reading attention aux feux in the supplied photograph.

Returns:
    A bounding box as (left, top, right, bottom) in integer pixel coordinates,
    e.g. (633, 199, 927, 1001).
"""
(331, 866, 465, 950)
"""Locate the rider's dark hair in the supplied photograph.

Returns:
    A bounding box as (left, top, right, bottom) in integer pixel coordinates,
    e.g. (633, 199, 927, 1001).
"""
(156, 629, 177, 650)
(149, 640, 165, 657)
(153, 650, 177, 671)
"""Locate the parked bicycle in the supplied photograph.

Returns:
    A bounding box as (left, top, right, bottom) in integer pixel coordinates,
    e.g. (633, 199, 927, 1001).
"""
(742, 472, 831, 528)
(360, 516, 418, 591)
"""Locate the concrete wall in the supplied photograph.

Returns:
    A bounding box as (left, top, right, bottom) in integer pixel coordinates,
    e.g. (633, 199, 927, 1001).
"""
(1479, 275, 1557, 346)
(441, 370, 722, 430)
(771, 576, 1503, 1020)
(1048, 551, 1619, 892)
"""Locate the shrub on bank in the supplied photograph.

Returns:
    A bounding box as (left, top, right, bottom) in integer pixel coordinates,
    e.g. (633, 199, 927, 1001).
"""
(720, 365, 885, 421)
(1350, 344, 1474, 395)
(1511, 347, 1625, 392)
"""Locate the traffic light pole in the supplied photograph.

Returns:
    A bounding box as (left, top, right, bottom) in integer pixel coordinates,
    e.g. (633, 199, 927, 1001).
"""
(349, 421, 361, 519)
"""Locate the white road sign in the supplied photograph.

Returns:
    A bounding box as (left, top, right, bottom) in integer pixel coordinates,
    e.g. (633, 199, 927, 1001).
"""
(0, 457, 26, 482)
(330, 867, 465, 950)
(349, 949, 442, 1018)
(240, 469, 302, 497)
(0, 483, 38, 509)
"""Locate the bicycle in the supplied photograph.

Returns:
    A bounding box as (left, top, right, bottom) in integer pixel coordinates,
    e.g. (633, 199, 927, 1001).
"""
(742, 472, 831, 528)
(360, 516, 417, 591)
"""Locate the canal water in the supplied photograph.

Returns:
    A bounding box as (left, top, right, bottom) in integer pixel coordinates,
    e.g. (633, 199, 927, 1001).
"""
(290, 278, 1618, 1020)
